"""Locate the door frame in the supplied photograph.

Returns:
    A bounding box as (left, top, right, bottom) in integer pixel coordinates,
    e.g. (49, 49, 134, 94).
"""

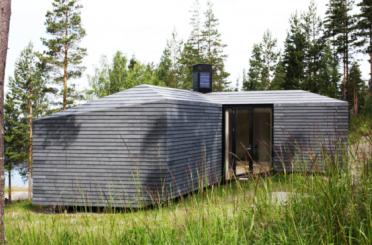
(222, 104, 274, 179)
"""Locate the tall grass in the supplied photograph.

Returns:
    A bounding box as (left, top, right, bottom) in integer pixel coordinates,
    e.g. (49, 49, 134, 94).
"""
(5, 168, 371, 244)
(5, 121, 372, 244)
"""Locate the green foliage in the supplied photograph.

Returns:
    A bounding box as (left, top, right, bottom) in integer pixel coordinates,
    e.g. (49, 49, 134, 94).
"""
(178, 42, 202, 89)
(271, 60, 286, 90)
(355, 0, 372, 95)
(87, 52, 163, 98)
(157, 31, 182, 88)
(324, 0, 356, 99)
(177, 1, 204, 90)
(243, 31, 279, 91)
(42, 0, 87, 109)
(356, 0, 372, 52)
(361, 94, 372, 115)
(178, 1, 229, 91)
(268, 2, 340, 98)
(318, 44, 340, 97)
(283, 169, 371, 244)
(282, 14, 306, 89)
(347, 62, 367, 113)
(349, 114, 372, 143)
(324, 0, 356, 57)
(5, 43, 51, 175)
(302, 1, 341, 98)
(244, 44, 263, 90)
(260, 31, 280, 89)
(302, 2, 327, 93)
(189, 0, 203, 56)
(4, 94, 27, 171)
(201, 1, 230, 91)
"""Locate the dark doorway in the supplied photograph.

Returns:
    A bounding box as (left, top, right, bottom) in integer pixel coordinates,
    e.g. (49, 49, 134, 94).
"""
(224, 105, 273, 179)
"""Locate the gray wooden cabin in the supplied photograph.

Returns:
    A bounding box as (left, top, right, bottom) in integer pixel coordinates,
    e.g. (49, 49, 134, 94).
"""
(33, 84, 348, 207)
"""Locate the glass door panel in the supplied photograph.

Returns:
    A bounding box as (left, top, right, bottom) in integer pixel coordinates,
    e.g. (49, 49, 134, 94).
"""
(224, 106, 272, 179)
(235, 108, 252, 176)
(224, 109, 234, 180)
(252, 108, 272, 173)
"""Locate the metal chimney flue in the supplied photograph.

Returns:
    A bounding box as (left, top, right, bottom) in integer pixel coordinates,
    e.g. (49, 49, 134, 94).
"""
(192, 64, 212, 93)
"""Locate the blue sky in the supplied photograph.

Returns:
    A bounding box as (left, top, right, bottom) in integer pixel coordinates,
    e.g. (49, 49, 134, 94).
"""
(5, 0, 369, 92)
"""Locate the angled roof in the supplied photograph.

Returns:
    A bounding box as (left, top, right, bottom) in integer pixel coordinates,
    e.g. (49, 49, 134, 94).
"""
(42, 85, 347, 119)
(43, 84, 212, 118)
(206, 90, 347, 105)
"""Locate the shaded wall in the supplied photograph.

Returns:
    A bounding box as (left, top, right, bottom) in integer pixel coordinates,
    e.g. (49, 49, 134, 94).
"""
(165, 101, 222, 198)
(33, 103, 169, 208)
(33, 100, 223, 208)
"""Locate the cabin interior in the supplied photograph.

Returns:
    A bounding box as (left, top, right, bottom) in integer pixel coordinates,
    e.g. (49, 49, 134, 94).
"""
(224, 105, 273, 179)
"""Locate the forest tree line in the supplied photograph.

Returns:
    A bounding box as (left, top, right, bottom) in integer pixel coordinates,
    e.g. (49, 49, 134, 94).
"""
(4, 0, 372, 200)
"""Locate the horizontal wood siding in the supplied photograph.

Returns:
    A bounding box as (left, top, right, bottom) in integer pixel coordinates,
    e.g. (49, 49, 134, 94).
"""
(33, 103, 170, 208)
(33, 99, 223, 208)
(273, 103, 348, 172)
(32, 85, 348, 207)
(165, 102, 223, 199)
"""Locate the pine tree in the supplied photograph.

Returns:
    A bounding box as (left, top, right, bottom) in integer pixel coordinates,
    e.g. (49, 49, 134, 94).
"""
(355, 0, 372, 98)
(276, 2, 340, 96)
(282, 14, 306, 89)
(178, 1, 229, 91)
(157, 30, 182, 88)
(347, 62, 365, 114)
(324, 0, 356, 100)
(318, 44, 340, 98)
(244, 44, 263, 90)
(301, 1, 325, 93)
(178, 42, 201, 89)
(297, 1, 341, 97)
(243, 31, 279, 91)
(178, 1, 204, 90)
(4, 93, 26, 203)
(261, 31, 280, 89)
(109, 52, 129, 92)
(189, 0, 203, 56)
(128, 55, 137, 71)
(271, 60, 286, 90)
(201, 1, 230, 91)
(158, 46, 172, 86)
(42, 0, 87, 110)
(6, 43, 50, 200)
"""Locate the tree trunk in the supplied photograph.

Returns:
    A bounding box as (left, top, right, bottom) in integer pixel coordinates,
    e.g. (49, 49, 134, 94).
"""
(63, 11, 69, 111)
(369, 52, 372, 97)
(342, 53, 348, 101)
(353, 86, 358, 115)
(7, 165, 10, 203)
(0, 0, 11, 244)
(63, 51, 68, 110)
(27, 88, 32, 201)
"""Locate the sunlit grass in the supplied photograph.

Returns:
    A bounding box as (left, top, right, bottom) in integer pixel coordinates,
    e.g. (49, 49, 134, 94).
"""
(5, 170, 371, 244)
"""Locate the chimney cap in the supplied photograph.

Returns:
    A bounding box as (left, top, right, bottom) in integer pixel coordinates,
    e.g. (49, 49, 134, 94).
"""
(192, 64, 212, 93)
